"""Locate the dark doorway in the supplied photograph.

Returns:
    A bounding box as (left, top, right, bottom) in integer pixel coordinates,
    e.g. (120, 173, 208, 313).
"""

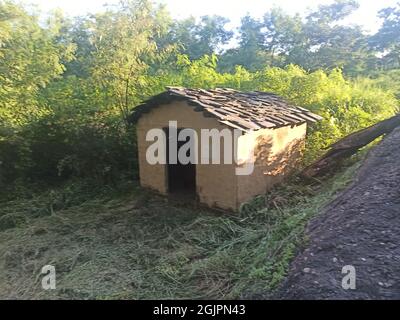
(165, 128, 196, 196)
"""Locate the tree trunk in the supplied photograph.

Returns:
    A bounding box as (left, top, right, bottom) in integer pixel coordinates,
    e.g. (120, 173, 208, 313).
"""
(302, 114, 400, 178)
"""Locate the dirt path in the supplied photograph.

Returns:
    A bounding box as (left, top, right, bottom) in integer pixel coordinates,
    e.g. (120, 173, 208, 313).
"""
(277, 128, 400, 300)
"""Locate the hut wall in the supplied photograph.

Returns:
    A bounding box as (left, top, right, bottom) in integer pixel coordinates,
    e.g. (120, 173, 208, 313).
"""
(235, 123, 307, 206)
(136, 101, 238, 210)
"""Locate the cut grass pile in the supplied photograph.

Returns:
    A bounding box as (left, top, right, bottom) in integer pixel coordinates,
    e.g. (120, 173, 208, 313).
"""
(0, 162, 360, 299)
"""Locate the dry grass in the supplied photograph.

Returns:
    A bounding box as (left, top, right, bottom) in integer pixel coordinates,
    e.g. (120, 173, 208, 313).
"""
(0, 161, 361, 300)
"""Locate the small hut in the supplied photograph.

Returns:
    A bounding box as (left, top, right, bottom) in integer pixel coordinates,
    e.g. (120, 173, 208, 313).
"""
(129, 87, 322, 211)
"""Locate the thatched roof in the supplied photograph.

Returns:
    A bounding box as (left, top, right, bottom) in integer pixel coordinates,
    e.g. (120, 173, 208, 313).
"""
(129, 87, 323, 131)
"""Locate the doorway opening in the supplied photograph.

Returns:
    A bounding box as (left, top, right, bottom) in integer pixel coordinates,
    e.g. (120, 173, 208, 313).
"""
(164, 128, 196, 197)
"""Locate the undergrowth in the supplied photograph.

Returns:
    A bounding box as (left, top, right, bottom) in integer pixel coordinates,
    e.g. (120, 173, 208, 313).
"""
(0, 160, 361, 299)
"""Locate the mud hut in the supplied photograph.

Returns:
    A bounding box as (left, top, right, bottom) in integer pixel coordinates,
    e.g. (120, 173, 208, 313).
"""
(129, 87, 322, 211)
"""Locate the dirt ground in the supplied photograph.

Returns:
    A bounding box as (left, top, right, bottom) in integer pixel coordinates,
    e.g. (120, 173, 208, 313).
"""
(276, 128, 400, 300)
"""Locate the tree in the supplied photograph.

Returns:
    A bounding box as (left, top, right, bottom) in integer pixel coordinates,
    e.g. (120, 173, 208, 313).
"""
(370, 3, 400, 70)
(0, 1, 74, 127)
(263, 8, 304, 67)
(295, 0, 369, 73)
(220, 1, 369, 74)
(306, 0, 359, 23)
(160, 15, 233, 60)
(219, 15, 267, 72)
(58, 17, 95, 78)
(87, 0, 170, 123)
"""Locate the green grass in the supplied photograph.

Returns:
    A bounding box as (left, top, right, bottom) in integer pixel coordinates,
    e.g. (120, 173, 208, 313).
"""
(0, 161, 361, 300)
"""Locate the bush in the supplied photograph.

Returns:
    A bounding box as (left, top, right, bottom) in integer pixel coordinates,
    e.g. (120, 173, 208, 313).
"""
(0, 111, 137, 187)
(254, 65, 399, 162)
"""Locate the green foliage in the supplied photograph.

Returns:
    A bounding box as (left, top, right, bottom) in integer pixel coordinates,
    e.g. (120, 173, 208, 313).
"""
(0, 0, 399, 189)
(0, 1, 74, 127)
(369, 3, 400, 70)
(22, 112, 136, 182)
(160, 15, 233, 60)
(218, 0, 375, 75)
(253, 65, 398, 161)
(368, 69, 400, 99)
(86, 0, 172, 122)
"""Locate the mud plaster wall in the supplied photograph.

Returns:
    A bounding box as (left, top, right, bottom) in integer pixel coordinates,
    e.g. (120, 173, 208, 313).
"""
(136, 101, 237, 210)
(236, 123, 307, 205)
(137, 101, 307, 211)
